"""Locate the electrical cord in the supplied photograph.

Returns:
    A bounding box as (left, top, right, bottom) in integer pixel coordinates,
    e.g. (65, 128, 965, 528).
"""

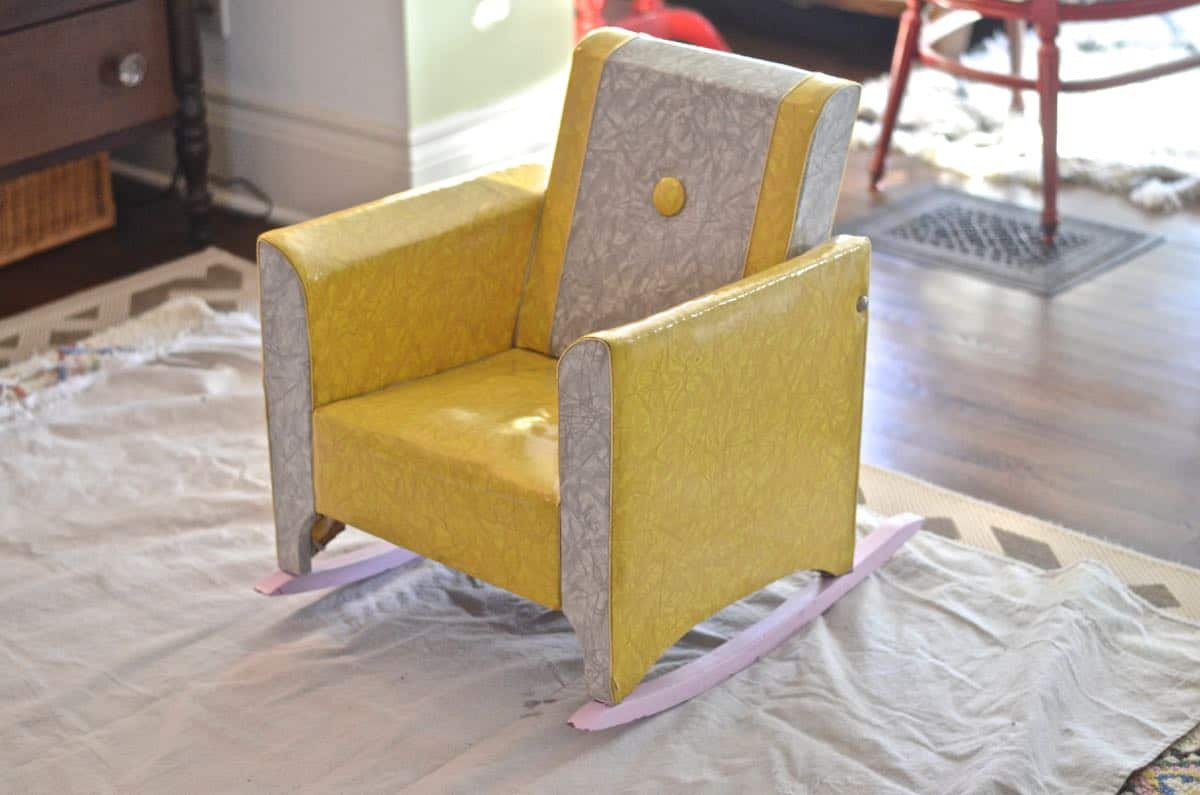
(208, 171, 275, 222)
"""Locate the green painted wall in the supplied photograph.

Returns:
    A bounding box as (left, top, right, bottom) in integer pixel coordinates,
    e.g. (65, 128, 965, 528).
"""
(404, 0, 574, 127)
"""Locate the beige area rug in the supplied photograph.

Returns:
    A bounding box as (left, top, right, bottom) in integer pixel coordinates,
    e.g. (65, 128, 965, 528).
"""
(1, 250, 1198, 792)
(854, 8, 1200, 213)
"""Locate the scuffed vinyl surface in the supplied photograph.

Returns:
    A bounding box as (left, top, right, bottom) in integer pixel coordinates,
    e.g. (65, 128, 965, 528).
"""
(259, 242, 318, 574)
(260, 164, 545, 410)
(312, 348, 562, 609)
(558, 338, 615, 702)
(590, 237, 871, 702)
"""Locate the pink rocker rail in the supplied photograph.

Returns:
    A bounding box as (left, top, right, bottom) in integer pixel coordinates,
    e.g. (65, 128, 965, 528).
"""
(570, 513, 923, 729)
(255, 513, 923, 730)
(255, 542, 422, 596)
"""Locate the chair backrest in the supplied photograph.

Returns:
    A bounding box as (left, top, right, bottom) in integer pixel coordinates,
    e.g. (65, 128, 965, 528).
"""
(515, 29, 861, 357)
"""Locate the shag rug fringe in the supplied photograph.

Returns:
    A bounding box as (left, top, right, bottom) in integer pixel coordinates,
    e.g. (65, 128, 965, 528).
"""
(854, 9, 1200, 213)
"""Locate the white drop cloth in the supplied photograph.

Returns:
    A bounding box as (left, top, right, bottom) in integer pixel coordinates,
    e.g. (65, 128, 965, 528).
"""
(2, 302, 1198, 793)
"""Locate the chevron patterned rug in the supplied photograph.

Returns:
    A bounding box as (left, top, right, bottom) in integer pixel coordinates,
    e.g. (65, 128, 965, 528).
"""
(0, 247, 257, 370)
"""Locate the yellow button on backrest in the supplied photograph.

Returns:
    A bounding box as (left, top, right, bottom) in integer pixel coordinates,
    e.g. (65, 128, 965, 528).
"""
(652, 177, 686, 218)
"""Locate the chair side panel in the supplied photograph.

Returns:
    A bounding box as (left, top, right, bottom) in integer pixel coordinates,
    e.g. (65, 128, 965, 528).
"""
(558, 339, 616, 703)
(259, 241, 318, 575)
(602, 239, 871, 702)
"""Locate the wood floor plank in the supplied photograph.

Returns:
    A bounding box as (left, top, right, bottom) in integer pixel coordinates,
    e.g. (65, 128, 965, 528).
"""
(838, 144, 1200, 565)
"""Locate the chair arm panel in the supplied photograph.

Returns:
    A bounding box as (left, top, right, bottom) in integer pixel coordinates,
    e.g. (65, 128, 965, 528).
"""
(559, 235, 870, 704)
(259, 163, 546, 409)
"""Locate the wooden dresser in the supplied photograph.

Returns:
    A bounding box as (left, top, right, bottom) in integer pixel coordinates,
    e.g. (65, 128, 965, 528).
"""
(0, 0, 211, 242)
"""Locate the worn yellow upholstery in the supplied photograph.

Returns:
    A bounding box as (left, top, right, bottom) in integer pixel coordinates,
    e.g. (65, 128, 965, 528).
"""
(260, 164, 546, 409)
(312, 349, 562, 608)
(577, 236, 870, 701)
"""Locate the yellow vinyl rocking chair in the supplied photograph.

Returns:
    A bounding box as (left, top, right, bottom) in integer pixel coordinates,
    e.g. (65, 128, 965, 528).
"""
(254, 28, 921, 730)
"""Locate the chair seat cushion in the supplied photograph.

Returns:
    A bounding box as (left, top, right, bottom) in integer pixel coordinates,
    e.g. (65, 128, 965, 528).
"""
(312, 349, 561, 608)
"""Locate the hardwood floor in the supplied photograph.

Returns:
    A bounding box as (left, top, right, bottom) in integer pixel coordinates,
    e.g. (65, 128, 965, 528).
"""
(0, 39, 1196, 565)
(844, 149, 1200, 565)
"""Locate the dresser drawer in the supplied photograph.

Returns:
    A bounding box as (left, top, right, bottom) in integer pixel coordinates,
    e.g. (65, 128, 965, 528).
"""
(0, 1, 120, 35)
(0, 0, 177, 167)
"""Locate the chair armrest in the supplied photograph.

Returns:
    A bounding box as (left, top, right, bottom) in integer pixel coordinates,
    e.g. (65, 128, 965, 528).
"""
(257, 164, 544, 576)
(558, 235, 870, 704)
(259, 163, 546, 409)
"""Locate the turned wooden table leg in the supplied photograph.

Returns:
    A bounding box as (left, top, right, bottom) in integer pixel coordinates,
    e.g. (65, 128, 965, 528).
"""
(871, 0, 923, 189)
(1036, 19, 1060, 243)
(1005, 19, 1025, 113)
(166, 0, 212, 246)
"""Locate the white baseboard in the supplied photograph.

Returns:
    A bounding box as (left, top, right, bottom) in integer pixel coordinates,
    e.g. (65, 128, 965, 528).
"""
(407, 72, 563, 186)
(113, 71, 564, 220)
(109, 160, 310, 225)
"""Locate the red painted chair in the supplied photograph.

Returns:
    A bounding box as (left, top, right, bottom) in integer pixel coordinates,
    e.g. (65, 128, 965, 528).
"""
(575, 0, 731, 50)
(869, 0, 1200, 242)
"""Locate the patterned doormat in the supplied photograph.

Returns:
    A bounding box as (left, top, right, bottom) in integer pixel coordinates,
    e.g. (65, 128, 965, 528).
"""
(843, 187, 1162, 295)
(0, 247, 258, 369)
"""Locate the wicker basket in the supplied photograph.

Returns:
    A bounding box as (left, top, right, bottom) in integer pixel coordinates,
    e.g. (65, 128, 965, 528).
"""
(0, 154, 116, 268)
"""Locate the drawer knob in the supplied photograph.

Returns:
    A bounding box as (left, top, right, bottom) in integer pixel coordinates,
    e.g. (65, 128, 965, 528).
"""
(116, 52, 147, 88)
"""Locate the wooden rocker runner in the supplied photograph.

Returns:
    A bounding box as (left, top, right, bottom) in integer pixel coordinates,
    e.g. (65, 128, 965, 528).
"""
(255, 29, 900, 728)
(257, 515, 922, 729)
